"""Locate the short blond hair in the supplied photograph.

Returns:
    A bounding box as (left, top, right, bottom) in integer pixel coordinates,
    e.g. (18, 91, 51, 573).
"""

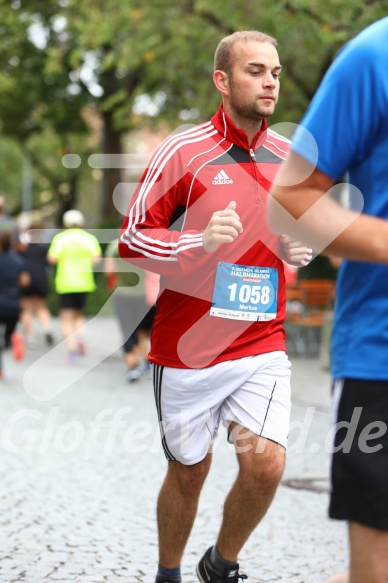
(214, 31, 278, 76)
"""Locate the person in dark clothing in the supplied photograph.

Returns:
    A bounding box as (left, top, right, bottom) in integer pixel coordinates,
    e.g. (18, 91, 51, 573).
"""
(0, 231, 29, 377)
(18, 222, 54, 346)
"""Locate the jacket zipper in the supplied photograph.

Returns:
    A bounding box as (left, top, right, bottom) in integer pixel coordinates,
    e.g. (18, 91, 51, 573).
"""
(250, 148, 261, 205)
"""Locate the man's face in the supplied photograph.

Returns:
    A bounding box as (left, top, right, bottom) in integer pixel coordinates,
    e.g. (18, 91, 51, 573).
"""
(227, 41, 281, 121)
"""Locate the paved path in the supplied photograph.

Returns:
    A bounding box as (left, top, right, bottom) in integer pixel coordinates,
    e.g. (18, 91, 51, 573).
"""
(0, 315, 347, 583)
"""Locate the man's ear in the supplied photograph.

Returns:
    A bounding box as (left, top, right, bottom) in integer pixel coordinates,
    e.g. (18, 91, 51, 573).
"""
(213, 70, 229, 95)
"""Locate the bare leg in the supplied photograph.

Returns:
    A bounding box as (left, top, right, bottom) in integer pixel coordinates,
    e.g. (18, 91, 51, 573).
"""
(124, 345, 142, 368)
(20, 297, 34, 338)
(60, 309, 77, 352)
(157, 455, 212, 568)
(73, 309, 86, 336)
(73, 309, 86, 353)
(325, 572, 349, 583)
(34, 297, 52, 332)
(325, 521, 388, 583)
(216, 424, 285, 561)
(348, 521, 388, 583)
(137, 328, 150, 361)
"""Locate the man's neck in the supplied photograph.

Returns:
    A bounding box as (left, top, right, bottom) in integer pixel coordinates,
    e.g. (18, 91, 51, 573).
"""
(223, 108, 264, 146)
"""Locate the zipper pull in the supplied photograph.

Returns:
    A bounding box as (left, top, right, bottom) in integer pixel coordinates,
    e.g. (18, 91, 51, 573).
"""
(250, 148, 256, 160)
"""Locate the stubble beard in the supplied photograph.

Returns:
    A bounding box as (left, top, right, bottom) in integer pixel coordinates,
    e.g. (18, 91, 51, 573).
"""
(230, 100, 275, 127)
(228, 85, 276, 125)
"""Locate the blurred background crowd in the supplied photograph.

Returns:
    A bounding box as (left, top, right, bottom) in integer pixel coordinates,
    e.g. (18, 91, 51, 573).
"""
(0, 0, 385, 378)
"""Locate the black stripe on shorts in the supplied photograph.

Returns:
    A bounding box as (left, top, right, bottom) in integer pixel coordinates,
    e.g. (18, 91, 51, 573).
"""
(153, 364, 176, 462)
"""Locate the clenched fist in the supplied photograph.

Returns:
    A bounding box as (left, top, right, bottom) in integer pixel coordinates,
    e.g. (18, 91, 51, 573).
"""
(203, 201, 243, 253)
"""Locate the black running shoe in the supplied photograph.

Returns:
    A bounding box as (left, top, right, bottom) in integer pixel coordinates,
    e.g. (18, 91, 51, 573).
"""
(155, 574, 182, 583)
(196, 547, 247, 583)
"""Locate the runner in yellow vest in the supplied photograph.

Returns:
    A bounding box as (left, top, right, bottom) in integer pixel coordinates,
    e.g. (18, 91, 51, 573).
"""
(48, 210, 101, 362)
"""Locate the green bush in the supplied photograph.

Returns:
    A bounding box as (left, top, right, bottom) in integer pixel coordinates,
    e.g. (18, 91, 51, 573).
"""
(297, 255, 339, 281)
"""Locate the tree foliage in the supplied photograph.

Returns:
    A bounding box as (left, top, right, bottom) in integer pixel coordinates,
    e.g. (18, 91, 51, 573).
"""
(0, 0, 386, 223)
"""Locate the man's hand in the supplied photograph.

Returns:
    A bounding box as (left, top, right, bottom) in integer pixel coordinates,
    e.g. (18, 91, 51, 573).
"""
(203, 201, 243, 253)
(281, 234, 312, 266)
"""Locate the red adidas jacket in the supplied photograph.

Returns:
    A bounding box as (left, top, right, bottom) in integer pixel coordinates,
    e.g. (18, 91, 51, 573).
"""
(119, 104, 296, 368)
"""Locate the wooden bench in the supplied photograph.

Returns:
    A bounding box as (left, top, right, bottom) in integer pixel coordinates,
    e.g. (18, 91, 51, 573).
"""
(285, 279, 336, 357)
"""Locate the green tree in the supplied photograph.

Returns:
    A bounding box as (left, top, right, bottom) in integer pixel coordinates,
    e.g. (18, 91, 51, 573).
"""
(0, 0, 386, 225)
(0, 0, 92, 223)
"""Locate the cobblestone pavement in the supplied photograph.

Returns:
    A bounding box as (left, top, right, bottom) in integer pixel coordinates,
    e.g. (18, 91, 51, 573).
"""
(0, 315, 347, 583)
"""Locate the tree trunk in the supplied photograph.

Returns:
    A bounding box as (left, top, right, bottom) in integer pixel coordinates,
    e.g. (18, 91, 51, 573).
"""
(101, 110, 123, 223)
(56, 173, 78, 227)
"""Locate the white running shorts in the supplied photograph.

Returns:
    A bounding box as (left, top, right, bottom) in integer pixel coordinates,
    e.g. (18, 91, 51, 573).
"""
(152, 351, 291, 465)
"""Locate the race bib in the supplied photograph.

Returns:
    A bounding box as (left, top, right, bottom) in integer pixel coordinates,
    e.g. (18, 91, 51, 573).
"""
(210, 262, 278, 321)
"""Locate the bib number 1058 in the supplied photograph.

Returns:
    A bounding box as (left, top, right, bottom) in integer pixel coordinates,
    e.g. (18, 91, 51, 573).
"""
(227, 283, 271, 305)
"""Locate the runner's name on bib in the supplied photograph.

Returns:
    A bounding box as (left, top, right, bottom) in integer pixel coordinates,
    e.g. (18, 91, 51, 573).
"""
(210, 262, 278, 321)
